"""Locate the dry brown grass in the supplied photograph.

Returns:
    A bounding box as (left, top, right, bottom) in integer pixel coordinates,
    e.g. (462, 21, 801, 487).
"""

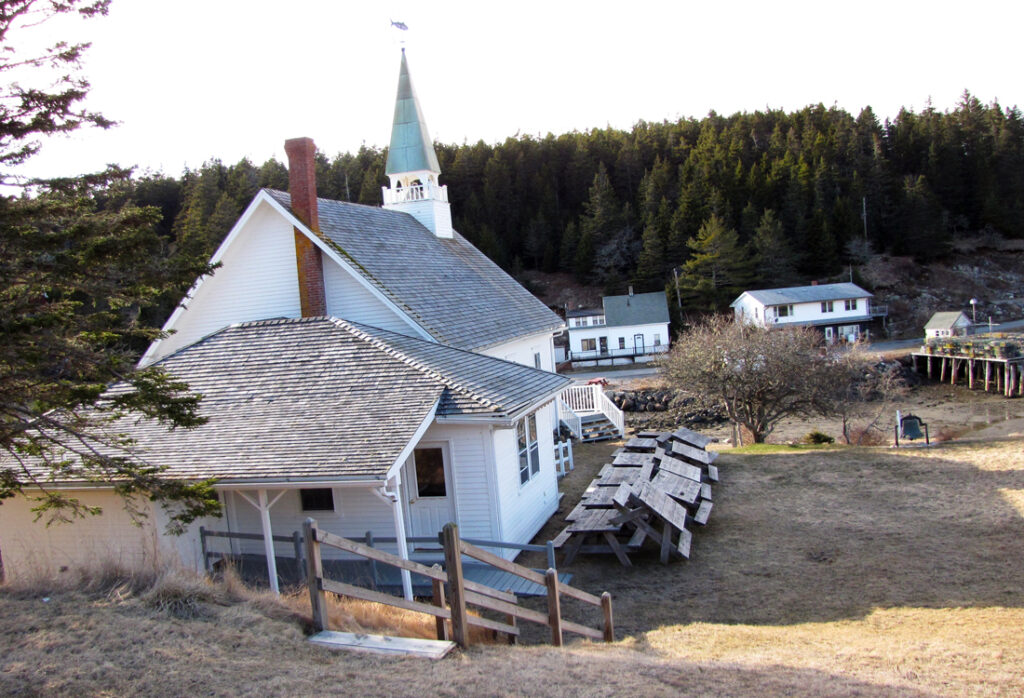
(3, 436, 1024, 696)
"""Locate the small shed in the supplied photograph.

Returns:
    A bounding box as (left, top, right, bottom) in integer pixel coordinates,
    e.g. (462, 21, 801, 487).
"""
(925, 311, 972, 339)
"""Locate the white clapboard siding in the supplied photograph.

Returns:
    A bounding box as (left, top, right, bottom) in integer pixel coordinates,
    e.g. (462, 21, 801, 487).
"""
(419, 423, 496, 542)
(480, 330, 556, 371)
(322, 258, 419, 335)
(0, 490, 162, 579)
(223, 488, 395, 560)
(494, 402, 559, 558)
(149, 204, 302, 362)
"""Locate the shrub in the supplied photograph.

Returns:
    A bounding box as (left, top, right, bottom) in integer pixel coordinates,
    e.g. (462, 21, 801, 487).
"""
(803, 430, 835, 445)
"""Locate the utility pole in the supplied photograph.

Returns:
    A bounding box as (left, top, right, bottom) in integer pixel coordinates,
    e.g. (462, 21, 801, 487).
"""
(862, 196, 868, 239)
(672, 267, 682, 309)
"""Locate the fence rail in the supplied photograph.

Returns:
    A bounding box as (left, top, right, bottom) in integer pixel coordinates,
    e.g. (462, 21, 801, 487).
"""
(303, 519, 613, 649)
(199, 526, 305, 579)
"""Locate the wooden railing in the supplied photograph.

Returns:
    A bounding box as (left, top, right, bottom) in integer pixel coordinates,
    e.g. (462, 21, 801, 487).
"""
(559, 384, 625, 438)
(557, 396, 583, 439)
(303, 519, 613, 649)
(561, 384, 598, 413)
(596, 389, 626, 437)
(199, 526, 305, 580)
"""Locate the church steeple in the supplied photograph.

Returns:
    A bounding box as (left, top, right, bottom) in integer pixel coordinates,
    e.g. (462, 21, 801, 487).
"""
(382, 50, 453, 239)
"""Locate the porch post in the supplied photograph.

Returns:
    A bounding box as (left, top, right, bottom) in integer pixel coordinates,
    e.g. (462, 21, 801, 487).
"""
(387, 473, 414, 601)
(257, 489, 280, 595)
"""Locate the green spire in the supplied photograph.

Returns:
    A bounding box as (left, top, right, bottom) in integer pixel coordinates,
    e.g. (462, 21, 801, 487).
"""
(385, 50, 441, 176)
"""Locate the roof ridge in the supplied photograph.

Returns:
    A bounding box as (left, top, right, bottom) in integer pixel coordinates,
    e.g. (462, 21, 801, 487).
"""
(328, 318, 499, 410)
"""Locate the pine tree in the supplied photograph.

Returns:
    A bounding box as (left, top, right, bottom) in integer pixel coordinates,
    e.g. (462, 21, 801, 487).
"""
(678, 214, 753, 311)
(751, 209, 799, 286)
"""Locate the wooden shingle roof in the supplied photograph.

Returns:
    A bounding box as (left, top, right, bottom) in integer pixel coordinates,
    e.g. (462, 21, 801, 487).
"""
(266, 190, 564, 352)
(36, 318, 570, 485)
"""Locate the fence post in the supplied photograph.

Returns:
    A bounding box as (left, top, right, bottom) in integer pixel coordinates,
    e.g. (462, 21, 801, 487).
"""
(601, 591, 614, 642)
(292, 530, 305, 583)
(365, 531, 378, 591)
(430, 565, 449, 642)
(442, 523, 470, 649)
(545, 568, 563, 647)
(303, 518, 329, 633)
(546, 540, 556, 570)
(199, 526, 210, 574)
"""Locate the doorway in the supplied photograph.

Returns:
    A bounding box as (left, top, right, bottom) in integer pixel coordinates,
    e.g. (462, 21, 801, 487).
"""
(403, 444, 455, 541)
(634, 334, 645, 355)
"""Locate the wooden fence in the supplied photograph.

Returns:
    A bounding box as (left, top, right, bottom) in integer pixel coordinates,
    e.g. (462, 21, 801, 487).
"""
(303, 518, 614, 649)
(199, 526, 305, 580)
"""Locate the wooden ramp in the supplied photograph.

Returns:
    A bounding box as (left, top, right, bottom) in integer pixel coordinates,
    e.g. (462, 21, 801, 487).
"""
(309, 630, 456, 659)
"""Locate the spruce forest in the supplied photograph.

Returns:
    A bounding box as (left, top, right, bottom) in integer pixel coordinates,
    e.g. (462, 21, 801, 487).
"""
(117, 92, 1024, 315)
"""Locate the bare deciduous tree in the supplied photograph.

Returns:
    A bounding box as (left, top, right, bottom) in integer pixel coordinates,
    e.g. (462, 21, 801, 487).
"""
(659, 317, 838, 444)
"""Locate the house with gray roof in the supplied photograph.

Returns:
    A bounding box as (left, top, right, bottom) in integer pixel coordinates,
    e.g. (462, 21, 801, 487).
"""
(0, 51, 571, 596)
(730, 282, 887, 343)
(567, 288, 671, 364)
(924, 311, 972, 339)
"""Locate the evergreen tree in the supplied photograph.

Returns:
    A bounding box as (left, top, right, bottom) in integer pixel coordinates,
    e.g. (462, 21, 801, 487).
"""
(0, 0, 220, 529)
(678, 214, 752, 311)
(751, 209, 799, 286)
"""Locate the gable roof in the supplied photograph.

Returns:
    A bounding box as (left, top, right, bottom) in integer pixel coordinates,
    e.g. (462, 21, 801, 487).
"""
(603, 292, 670, 327)
(925, 311, 971, 330)
(35, 318, 570, 486)
(265, 190, 563, 351)
(733, 282, 872, 307)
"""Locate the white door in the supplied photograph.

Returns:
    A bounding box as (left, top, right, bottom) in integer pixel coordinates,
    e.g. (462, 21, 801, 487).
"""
(824, 327, 834, 344)
(403, 444, 456, 543)
(634, 334, 645, 355)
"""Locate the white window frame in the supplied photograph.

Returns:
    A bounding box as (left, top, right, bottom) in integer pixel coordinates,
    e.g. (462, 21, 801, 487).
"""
(653, 334, 661, 346)
(517, 413, 540, 486)
(821, 301, 834, 313)
(845, 299, 858, 311)
(581, 338, 597, 352)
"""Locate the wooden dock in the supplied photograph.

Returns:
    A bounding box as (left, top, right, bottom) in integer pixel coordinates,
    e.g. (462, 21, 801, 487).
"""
(911, 351, 1024, 397)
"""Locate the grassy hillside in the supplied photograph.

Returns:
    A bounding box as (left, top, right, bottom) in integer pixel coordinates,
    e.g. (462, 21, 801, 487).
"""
(3, 437, 1023, 696)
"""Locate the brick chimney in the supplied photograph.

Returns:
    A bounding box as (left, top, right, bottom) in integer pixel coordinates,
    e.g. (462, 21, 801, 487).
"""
(284, 137, 326, 317)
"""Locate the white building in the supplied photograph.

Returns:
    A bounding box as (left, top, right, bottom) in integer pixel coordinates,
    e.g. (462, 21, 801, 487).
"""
(924, 311, 972, 339)
(730, 282, 885, 343)
(0, 51, 569, 594)
(567, 290, 671, 365)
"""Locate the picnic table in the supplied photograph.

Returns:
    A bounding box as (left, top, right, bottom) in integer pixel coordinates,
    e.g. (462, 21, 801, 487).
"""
(552, 428, 718, 566)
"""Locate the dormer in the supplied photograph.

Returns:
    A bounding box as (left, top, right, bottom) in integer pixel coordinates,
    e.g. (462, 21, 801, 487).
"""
(381, 50, 453, 239)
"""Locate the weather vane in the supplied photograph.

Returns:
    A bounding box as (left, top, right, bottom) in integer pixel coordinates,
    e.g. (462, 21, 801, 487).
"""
(390, 18, 408, 49)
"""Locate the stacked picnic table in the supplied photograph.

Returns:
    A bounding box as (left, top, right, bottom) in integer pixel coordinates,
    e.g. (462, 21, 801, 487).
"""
(552, 427, 719, 566)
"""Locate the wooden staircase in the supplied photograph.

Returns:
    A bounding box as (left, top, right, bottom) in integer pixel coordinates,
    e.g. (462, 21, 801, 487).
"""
(580, 413, 620, 442)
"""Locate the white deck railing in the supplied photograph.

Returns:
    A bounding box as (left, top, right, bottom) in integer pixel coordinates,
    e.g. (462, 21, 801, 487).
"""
(596, 388, 625, 437)
(557, 396, 583, 439)
(559, 384, 625, 439)
(561, 384, 598, 413)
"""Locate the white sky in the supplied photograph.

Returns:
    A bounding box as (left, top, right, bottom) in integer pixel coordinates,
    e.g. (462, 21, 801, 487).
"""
(11, 0, 1024, 180)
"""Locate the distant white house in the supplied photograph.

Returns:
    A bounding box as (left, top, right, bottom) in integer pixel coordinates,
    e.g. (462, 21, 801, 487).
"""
(567, 289, 671, 365)
(730, 282, 886, 343)
(924, 311, 972, 339)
